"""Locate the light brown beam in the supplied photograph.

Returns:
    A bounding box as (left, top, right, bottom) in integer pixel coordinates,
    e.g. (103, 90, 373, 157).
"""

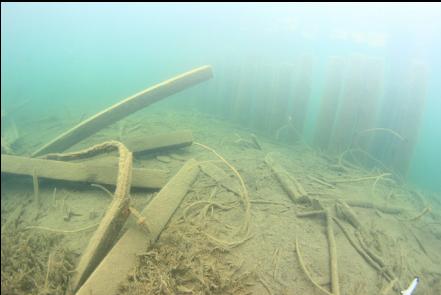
(31, 65, 213, 157)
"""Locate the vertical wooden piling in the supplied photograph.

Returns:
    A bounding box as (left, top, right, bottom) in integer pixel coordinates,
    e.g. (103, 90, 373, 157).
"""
(289, 54, 314, 134)
(269, 63, 296, 138)
(251, 63, 274, 133)
(392, 62, 428, 175)
(232, 62, 256, 126)
(313, 56, 345, 150)
(355, 58, 385, 155)
(263, 63, 282, 135)
(329, 55, 365, 153)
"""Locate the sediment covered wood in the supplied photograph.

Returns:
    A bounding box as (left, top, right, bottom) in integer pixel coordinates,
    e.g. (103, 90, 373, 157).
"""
(75, 159, 199, 295)
(125, 130, 193, 155)
(1, 154, 166, 189)
(326, 210, 340, 295)
(265, 155, 309, 203)
(335, 200, 362, 229)
(32, 65, 213, 157)
(345, 200, 403, 214)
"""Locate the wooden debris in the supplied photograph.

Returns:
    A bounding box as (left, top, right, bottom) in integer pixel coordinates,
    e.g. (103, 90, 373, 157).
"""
(345, 200, 403, 215)
(264, 154, 310, 204)
(1, 154, 167, 189)
(124, 130, 193, 155)
(326, 210, 340, 295)
(332, 217, 383, 274)
(297, 210, 325, 218)
(335, 200, 362, 230)
(250, 133, 263, 150)
(31, 66, 213, 156)
(75, 159, 199, 295)
(68, 141, 133, 291)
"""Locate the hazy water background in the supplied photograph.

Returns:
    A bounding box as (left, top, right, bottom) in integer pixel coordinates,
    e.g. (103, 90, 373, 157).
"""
(2, 3, 441, 192)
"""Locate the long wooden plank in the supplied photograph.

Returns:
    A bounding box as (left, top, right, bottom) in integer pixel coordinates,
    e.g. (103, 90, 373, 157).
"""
(1, 154, 167, 189)
(75, 159, 199, 295)
(32, 66, 213, 157)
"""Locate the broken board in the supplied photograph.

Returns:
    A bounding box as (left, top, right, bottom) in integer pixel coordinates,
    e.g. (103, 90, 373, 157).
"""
(74, 159, 199, 295)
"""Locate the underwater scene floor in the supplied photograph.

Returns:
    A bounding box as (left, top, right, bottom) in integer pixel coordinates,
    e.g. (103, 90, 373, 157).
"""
(1, 109, 441, 295)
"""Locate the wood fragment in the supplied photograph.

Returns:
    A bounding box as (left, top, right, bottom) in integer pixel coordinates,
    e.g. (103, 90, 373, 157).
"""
(75, 159, 199, 295)
(125, 130, 193, 155)
(326, 210, 340, 295)
(335, 200, 362, 230)
(264, 154, 309, 203)
(296, 210, 325, 218)
(332, 217, 384, 275)
(32, 66, 213, 156)
(355, 231, 398, 285)
(250, 133, 263, 150)
(345, 200, 403, 215)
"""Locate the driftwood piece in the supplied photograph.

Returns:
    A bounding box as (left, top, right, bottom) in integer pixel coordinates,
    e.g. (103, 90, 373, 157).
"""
(326, 210, 340, 295)
(75, 159, 199, 295)
(60, 142, 133, 291)
(335, 200, 362, 229)
(332, 217, 383, 273)
(125, 130, 193, 155)
(265, 155, 309, 203)
(1, 154, 167, 189)
(32, 66, 213, 157)
(345, 200, 403, 215)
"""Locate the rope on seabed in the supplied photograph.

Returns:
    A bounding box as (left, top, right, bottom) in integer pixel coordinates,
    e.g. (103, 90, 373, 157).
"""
(193, 142, 251, 236)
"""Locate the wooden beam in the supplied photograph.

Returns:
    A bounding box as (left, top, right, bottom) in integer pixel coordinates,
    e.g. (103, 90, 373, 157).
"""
(1, 154, 167, 189)
(32, 66, 213, 157)
(125, 130, 193, 155)
(75, 159, 199, 295)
